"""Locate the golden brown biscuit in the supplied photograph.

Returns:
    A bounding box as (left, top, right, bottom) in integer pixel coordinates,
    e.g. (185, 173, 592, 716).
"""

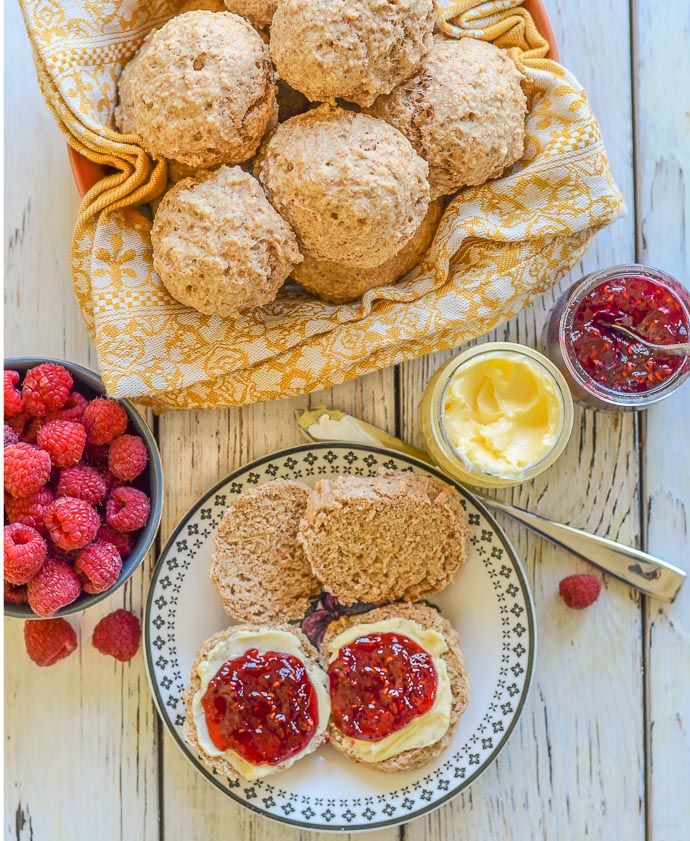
(270, 0, 434, 107)
(151, 166, 301, 317)
(256, 104, 430, 268)
(369, 37, 527, 198)
(292, 199, 444, 303)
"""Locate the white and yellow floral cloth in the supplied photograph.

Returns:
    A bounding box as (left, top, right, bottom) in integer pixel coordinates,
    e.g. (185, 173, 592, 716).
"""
(20, 0, 625, 409)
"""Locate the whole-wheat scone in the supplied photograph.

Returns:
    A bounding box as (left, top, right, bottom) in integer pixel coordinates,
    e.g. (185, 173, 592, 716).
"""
(368, 37, 527, 198)
(299, 471, 470, 604)
(292, 199, 443, 303)
(224, 0, 277, 29)
(270, 0, 434, 108)
(151, 166, 301, 317)
(256, 105, 430, 268)
(114, 11, 277, 169)
(210, 480, 320, 622)
(321, 603, 470, 772)
(184, 624, 329, 780)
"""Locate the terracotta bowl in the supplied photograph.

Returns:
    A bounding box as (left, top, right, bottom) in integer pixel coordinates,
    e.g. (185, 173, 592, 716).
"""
(68, 0, 559, 197)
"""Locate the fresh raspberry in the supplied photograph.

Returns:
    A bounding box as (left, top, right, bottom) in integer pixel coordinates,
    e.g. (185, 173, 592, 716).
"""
(4, 523, 48, 584)
(74, 541, 122, 594)
(5, 411, 28, 436)
(4, 370, 24, 417)
(4, 443, 51, 498)
(92, 609, 141, 661)
(37, 420, 86, 468)
(21, 417, 45, 444)
(57, 464, 107, 506)
(108, 434, 148, 482)
(83, 398, 128, 445)
(106, 486, 150, 532)
(5, 486, 55, 532)
(27, 559, 81, 616)
(46, 540, 78, 566)
(97, 524, 135, 559)
(24, 618, 77, 666)
(559, 574, 602, 609)
(44, 497, 100, 550)
(4, 424, 19, 447)
(22, 363, 73, 417)
(4, 580, 29, 604)
(46, 390, 88, 424)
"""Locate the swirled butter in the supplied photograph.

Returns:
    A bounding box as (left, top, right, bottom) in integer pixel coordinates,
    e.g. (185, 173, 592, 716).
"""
(442, 351, 563, 479)
(191, 629, 330, 780)
(326, 618, 452, 763)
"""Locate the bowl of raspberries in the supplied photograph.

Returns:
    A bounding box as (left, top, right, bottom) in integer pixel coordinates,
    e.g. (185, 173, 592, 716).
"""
(4, 358, 163, 618)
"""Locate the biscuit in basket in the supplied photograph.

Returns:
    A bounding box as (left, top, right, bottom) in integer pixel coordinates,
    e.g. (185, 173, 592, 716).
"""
(299, 471, 470, 604)
(184, 624, 330, 780)
(256, 104, 430, 268)
(321, 603, 470, 772)
(291, 199, 444, 304)
(270, 0, 435, 107)
(114, 11, 277, 169)
(369, 37, 527, 198)
(210, 480, 320, 622)
(151, 166, 301, 317)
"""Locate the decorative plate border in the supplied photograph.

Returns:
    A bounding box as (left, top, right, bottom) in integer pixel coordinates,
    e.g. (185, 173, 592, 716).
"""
(144, 443, 536, 832)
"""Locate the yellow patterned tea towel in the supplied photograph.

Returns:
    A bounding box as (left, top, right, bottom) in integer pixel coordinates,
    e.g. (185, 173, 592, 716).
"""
(20, 0, 625, 409)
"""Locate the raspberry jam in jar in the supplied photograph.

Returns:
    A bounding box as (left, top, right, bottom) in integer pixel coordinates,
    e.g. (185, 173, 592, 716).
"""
(545, 265, 690, 410)
(201, 648, 318, 766)
(327, 632, 437, 741)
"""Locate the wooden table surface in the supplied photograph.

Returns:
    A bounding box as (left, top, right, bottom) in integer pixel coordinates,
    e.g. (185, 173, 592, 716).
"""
(5, 1, 690, 839)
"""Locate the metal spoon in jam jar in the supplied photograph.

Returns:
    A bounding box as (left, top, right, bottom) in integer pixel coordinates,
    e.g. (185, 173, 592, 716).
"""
(596, 318, 690, 357)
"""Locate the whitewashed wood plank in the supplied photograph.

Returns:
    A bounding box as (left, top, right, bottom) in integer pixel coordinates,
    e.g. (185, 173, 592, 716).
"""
(400, 1, 645, 838)
(4, 5, 160, 839)
(158, 372, 400, 841)
(634, 1, 690, 837)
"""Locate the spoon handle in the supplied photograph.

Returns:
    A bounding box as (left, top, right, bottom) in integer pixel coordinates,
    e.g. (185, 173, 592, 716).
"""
(296, 408, 686, 602)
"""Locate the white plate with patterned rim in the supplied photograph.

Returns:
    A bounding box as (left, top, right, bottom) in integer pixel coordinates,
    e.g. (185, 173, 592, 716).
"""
(144, 443, 536, 832)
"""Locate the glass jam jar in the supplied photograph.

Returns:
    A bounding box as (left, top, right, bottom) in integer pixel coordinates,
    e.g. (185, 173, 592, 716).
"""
(545, 264, 690, 410)
(419, 343, 574, 488)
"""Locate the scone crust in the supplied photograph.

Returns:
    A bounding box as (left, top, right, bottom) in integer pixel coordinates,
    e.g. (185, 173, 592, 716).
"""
(151, 166, 301, 317)
(210, 480, 320, 621)
(320, 603, 470, 772)
(291, 199, 443, 303)
(114, 11, 277, 168)
(184, 623, 327, 780)
(299, 471, 470, 604)
(369, 37, 527, 198)
(256, 104, 430, 268)
(270, 0, 435, 107)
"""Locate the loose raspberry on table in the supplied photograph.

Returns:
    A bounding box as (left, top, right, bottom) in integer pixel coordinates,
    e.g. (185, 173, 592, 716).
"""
(37, 419, 87, 468)
(4, 424, 19, 447)
(44, 497, 100, 550)
(46, 390, 88, 424)
(57, 464, 107, 506)
(83, 398, 128, 445)
(4, 580, 29, 604)
(4, 523, 48, 584)
(92, 609, 141, 661)
(97, 524, 135, 559)
(108, 434, 148, 482)
(559, 574, 602, 609)
(4, 370, 24, 417)
(24, 618, 77, 666)
(27, 559, 81, 616)
(4, 443, 51, 498)
(106, 486, 151, 532)
(74, 541, 122, 594)
(5, 486, 55, 532)
(22, 363, 73, 417)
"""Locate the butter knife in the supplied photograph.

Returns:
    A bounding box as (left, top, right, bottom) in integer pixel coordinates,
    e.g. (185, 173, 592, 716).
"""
(295, 407, 686, 602)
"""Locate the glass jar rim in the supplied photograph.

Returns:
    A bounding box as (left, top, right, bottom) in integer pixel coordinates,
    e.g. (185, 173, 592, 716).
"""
(557, 263, 690, 407)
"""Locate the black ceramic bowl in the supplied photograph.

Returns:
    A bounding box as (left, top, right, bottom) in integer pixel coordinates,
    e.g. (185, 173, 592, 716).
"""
(4, 357, 163, 618)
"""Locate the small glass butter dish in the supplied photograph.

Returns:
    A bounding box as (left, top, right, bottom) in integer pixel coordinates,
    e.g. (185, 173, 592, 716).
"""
(419, 343, 574, 488)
